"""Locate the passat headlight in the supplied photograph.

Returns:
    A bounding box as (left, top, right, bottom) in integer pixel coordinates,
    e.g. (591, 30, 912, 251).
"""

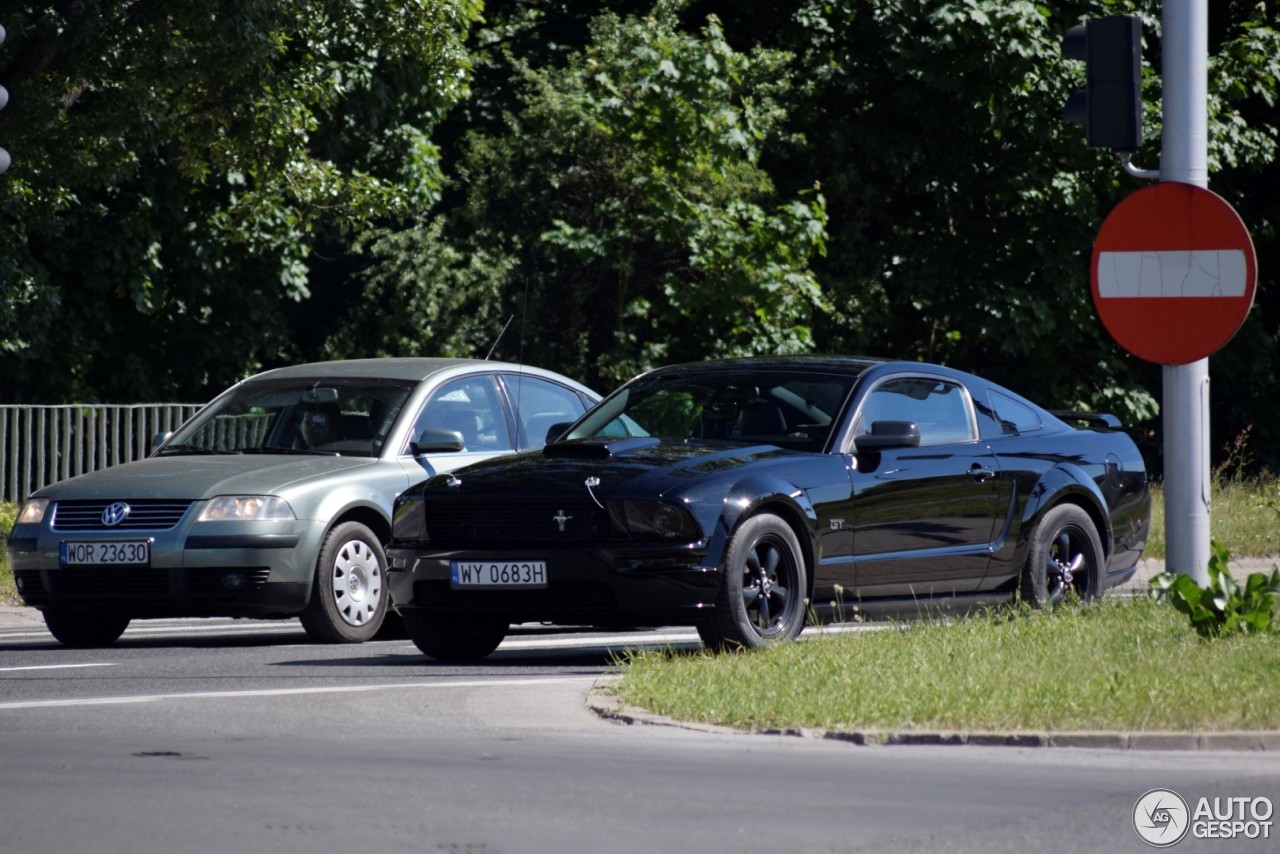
(611, 500, 700, 541)
(16, 498, 49, 526)
(198, 496, 295, 522)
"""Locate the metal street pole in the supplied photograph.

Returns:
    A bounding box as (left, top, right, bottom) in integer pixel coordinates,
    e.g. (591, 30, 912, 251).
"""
(1160, 0, 1210, 583)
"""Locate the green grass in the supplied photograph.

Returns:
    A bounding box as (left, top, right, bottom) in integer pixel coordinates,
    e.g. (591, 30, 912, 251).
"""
(1143, 478, 1280, 561)
(1, 500, 17, 605)
(618, 596, 1280, 732)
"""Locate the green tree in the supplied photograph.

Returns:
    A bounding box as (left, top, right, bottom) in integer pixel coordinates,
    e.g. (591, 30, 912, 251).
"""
(0, 0, 481, 401)
(730, 0, 1278, 464)
(337, 2, 829, 392)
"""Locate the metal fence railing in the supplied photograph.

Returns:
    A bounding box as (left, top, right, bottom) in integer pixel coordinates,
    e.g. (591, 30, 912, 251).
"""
(1, 404, 203, 504)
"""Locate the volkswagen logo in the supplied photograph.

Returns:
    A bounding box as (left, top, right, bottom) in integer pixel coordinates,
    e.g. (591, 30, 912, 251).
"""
(101, 502, 131, 527)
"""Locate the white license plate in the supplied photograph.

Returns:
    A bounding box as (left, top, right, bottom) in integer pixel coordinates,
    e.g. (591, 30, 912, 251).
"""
(60, 540, 152, 566)
(451, 560, 547, 589)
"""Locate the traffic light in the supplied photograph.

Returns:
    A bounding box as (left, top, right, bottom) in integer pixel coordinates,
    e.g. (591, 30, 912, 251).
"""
(0, 23, 8, 175)
(1062, 15, 1143, 152)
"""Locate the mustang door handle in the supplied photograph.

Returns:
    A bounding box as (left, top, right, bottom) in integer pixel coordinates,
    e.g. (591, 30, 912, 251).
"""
(968, 464, 997, 482)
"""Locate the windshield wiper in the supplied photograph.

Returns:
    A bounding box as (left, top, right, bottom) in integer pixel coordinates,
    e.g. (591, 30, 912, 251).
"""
(236, 446, 341, 457)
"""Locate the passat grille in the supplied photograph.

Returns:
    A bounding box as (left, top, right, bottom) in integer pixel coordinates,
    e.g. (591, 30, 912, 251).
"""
(51, 501, 194, 532)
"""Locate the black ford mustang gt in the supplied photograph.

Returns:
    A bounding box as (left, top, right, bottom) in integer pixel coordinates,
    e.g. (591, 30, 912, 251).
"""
(386, 357, 1150, 660)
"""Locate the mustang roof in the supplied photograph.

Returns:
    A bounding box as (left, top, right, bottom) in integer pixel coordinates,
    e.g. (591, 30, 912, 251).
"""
(647, 355, 886, 375)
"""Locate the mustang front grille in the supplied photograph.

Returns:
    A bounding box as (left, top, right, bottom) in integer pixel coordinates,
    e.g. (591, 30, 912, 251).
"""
(424, 500, 619, 547)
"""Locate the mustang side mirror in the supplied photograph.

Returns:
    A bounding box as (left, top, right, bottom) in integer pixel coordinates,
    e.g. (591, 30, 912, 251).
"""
(544, 422, 572, 445)
(855, 420, 921, 450)
(411, 428, 465, 455)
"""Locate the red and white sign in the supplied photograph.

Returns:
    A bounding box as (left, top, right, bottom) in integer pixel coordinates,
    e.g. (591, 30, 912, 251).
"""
(1091, 182, 1257, 365)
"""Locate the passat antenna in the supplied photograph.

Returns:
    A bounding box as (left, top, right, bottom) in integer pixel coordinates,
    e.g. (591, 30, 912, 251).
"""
(485, 315, 515, 360)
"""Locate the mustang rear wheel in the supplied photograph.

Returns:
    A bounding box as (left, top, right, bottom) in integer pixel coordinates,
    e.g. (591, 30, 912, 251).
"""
(299, 521, 388, 643)
(701, 513, 808, 651)
(403, 612, 508, 661)
(42, 610, 130, 647)
(1021, 504, 1102, 607)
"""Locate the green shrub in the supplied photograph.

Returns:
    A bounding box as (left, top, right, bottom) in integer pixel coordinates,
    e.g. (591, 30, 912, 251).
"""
(1149, 540, 1280, 638)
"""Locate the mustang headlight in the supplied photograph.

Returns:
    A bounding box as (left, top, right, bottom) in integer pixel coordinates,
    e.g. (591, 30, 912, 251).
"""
(16, 498, 49, 526)
(198, 496, 295, 522)
(391, 494, 428, 543)
(612, 500, 700, 541)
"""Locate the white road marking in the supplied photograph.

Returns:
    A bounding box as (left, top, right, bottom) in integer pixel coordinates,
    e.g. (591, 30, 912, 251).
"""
(0, 676, 599, 711)
(0, 663, 117, 673)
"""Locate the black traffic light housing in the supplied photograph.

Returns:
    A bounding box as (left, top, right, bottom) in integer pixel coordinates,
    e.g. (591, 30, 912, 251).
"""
(1062, 15, 1143, 152)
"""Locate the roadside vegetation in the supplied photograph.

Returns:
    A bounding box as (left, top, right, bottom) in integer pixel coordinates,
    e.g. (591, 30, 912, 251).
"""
(618, 595, 1280, 733)
(1, 501, 18, 605)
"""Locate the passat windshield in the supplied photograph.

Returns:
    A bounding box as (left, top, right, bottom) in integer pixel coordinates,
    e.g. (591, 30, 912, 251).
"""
(160, 378, 415, 458)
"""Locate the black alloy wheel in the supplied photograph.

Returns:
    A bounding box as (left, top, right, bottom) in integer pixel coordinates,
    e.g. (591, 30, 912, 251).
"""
(700, 513, 808, 651)
(403, 612, 508, 661)
(1021, 504, 1103, 607)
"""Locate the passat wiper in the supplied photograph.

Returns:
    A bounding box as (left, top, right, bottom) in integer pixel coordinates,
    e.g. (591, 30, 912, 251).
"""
(236, 446, 340, 456)
(157, 444, 238, 456)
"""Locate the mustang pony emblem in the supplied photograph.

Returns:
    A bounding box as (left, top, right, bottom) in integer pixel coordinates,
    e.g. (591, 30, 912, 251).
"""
(552, 510, 573, 532)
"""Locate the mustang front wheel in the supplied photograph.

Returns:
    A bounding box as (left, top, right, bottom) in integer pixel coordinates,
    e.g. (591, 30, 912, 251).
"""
(1021, 504, 1102, 607)
(299, 521, 388, 643)
(701, 513, 808, 651)
(403, 612, 508, 661)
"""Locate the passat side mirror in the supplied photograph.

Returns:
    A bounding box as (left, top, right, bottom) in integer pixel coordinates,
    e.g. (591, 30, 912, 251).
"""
(411, 428, 465, 455)
(545, 422, 572, 445)
(855, 420, 921, 450)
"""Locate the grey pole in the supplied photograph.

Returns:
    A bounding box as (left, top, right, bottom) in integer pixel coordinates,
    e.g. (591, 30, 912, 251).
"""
(1160, 0, 1211, 583)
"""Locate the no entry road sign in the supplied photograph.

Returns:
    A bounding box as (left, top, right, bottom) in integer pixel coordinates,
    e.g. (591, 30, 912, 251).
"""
(1091, 182, 1257, 364)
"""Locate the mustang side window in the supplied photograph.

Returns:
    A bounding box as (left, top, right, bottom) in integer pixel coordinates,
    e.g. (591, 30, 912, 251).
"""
(855, 377, 975, 446)
(989, 391, 1043, 435)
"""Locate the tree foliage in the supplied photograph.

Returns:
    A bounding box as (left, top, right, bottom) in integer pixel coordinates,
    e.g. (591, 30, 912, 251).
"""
(335, 4, 828, 392)
(0, 0, 480, 400)
(3, 0, 1280, 475)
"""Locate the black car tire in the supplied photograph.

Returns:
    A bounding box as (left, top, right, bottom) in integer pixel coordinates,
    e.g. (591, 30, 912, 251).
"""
(701, 512, 808, 651)
(42, 610, 130, 647)
(1021, 504, 1102, 607)
(402, 612, 508, 661)
(299, 521, 388, 643)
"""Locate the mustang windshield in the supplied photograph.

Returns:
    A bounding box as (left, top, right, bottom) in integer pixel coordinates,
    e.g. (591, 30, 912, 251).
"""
(567, 370, 857, 453)
(161, 378, 415, 458)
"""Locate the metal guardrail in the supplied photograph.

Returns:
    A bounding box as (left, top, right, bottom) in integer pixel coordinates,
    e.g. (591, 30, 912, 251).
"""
(0, 404, 203, 504)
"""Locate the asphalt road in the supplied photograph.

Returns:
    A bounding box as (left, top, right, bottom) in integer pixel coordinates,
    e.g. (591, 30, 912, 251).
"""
(1, 618, 1278, 854)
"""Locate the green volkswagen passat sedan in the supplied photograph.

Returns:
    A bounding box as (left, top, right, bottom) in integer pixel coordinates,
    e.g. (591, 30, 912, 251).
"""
(6, 358, 597, 646)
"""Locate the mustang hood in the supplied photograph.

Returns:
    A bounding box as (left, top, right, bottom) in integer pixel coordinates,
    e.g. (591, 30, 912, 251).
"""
(438, 438, 799, 498)
(32, 455, 377, 501)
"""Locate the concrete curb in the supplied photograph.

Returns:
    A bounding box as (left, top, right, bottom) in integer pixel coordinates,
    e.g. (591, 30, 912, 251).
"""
(585, 683, 1280, 752)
